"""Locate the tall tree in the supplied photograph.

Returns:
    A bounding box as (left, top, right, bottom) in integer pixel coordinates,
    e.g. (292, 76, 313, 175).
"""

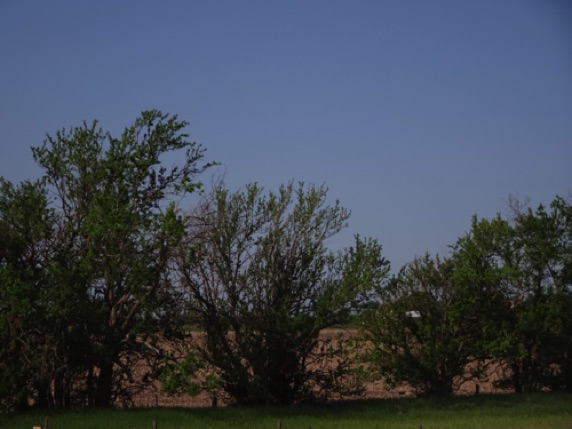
(172, 182, 389, 405)
(21, 110, 211, 407)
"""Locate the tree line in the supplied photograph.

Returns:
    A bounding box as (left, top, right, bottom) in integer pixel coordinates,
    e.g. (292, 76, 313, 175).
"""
(0, 111, 570, 411)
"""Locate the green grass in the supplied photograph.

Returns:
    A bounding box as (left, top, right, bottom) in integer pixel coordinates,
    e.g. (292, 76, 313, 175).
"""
(1, 393, 571, 429)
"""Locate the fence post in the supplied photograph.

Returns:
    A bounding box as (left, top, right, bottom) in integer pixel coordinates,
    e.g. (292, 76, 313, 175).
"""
(277, 419, 282, 429)
(152, 420, 157, 429)
(44, 416, 48, 429)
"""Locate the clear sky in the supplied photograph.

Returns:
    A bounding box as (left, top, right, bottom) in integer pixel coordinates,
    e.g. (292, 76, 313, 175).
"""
(1, 0, 571, 271)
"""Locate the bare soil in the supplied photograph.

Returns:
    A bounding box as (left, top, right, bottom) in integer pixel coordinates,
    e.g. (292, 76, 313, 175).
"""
(126, 329, 510, 408)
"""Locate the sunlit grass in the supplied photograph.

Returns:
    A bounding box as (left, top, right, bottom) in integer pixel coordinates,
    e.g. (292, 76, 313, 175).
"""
(1, 393, 571, 429)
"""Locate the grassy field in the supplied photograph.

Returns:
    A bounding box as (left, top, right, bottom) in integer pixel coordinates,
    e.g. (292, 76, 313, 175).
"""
(1, 393, 571, 429)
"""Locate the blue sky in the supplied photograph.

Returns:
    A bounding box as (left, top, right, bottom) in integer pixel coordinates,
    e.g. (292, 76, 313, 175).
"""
(1, 0, 571, 271)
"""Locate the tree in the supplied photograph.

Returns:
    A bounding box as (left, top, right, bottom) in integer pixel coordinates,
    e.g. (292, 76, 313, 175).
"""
(172, 182, 389, 405)
(363, 254, 474, 396)
(1, 179, 52, 410)
(452, 196, 572, 392)
(0, 110, 212, 408)
(0, 177, 92, 410)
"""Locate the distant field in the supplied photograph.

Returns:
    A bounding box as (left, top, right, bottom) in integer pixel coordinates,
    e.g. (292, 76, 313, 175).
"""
(128, 329, 511, 407)
(2, 393, 571, 429)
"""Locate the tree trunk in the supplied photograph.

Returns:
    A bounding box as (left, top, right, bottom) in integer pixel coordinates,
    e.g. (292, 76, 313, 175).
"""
(511, 362, 523, 393)
(52, 371, 65, 407)
(86, 365, 94, 407)
(36, 381, 50, 408)
(95, 363, 114, 407)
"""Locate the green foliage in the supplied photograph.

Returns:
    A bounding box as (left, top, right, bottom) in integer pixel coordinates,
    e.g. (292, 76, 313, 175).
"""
(364, 254, 474, 396)
(452, 196, 572, 392)
(363, 195, 572, 396)
(161, 351, 211, 397)
(0, 178, 87, 410)
(0, 111, 212, 409)
(175, 182, 389, 405)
